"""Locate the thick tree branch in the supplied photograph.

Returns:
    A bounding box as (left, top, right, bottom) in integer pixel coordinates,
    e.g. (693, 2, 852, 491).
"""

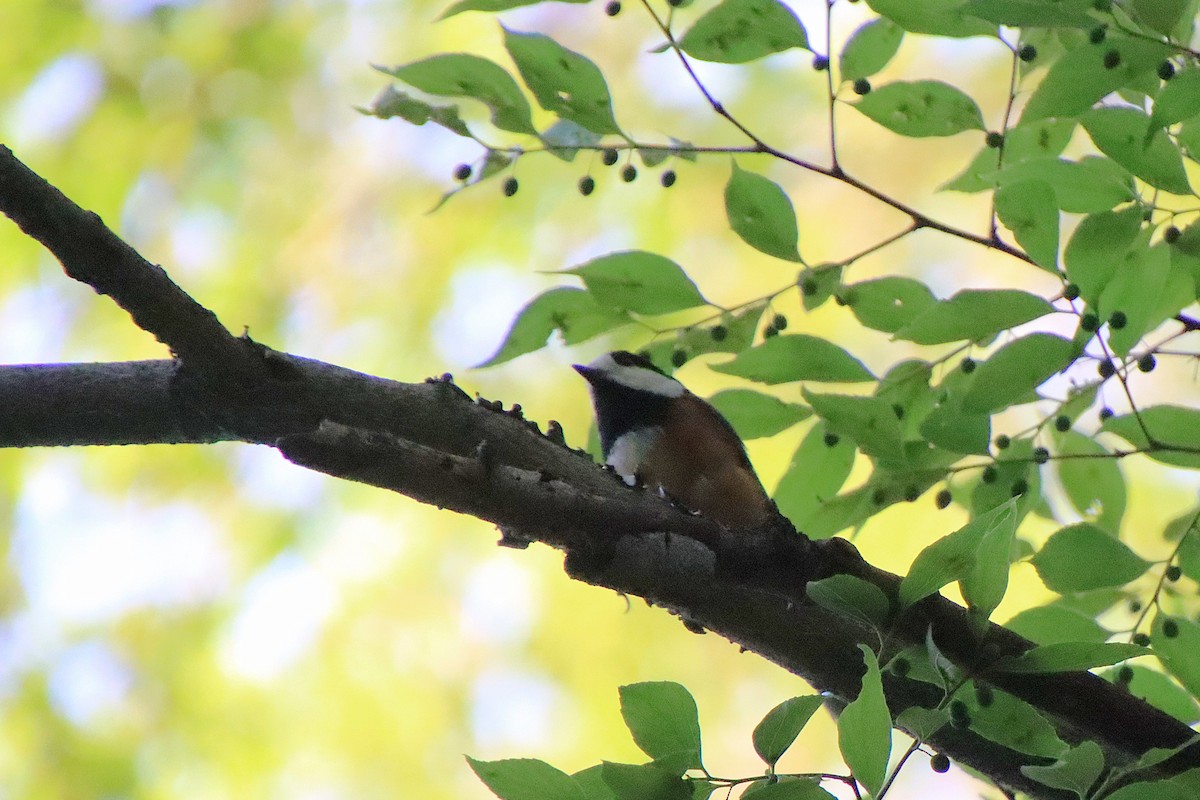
(3, 147, 1198, 799)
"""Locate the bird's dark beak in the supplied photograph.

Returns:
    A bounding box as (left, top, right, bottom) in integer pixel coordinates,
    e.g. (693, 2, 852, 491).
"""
(572, 364, 594, 380)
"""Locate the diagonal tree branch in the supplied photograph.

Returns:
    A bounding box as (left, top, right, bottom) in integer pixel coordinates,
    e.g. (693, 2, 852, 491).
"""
(2, 145, 1198, 799)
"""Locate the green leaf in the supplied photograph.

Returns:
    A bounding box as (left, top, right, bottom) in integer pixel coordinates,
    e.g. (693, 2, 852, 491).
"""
(839, 18, 904, 81)
(994, 180, 1059, 270)
(803, 392, 905, 463)
(1130, 0, 1191, 35)
(1105, 665, 1200, 725)
(894, 289, 1053, 344)
(942, 118, 1076, 193)
(773, 423, 857, 530)
(1081, 107, 1191, 194)
(838, 646, 891, 797)
(1021, 741, 1105, 796)
(600, 762, 691, 800)
(481, 288, 628, 366)
(845, 277, 936, 333)
(678, 0, 809, 64)
(541, 119, 602, 162)
(996, 642, 1150, 674)
(969, 439, 1039, 522)
(1153, 615, 1200, 702)
(712, 335, 874, 384)
(854, 80, 985, 137)
(994, 155, 1136, 213)
(380, 55, 537, 135)
(806, 574, 891, 628)
(1150, 69, 1200, 131)
(1063, 206, 1145, 304)
(707, 389, 810, 440)
(865, 0, 994, 37)
(1054, 430, 1126, 535)
(894, 706, 949, 742)
(899, 497, 1018, 608)
(1031, 523, 1150, 593)
(919, 401, 991, 455)
(960, 334, 1076, 414)
(1102, 406, 1200, 468)
(724, 163, 802, 262)
(961, 500, 1019, 621)
(441, 0, 588, 16)
(564, 252, 706, 315)
(1099, 241, 1171, 356)
(968, 690, 1067, 758)
(363, 85, 473, 136)
(618, 682, 703, 769)
(468, 757, 585, 800)
(800, 265, 844, 311)
(503, 27, 621, 135)
(571, 764, 615, 800)
(1004, 605, 1111, 645)
(1021, 38, 1175, 122)
(751, 696, 824, 767)
(961, 0, 1096, 26)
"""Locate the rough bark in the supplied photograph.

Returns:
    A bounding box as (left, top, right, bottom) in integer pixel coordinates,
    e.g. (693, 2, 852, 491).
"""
(2, 144, 1196, 799)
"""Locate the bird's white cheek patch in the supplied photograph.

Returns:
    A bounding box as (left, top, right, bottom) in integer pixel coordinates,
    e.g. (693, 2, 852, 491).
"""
(607, 430, 659, 485)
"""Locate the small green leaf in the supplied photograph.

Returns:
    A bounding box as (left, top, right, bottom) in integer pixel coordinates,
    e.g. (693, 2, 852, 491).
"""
(724, 163, 802, 262)
(839, 18, 904, 81)
(441, 0, 588, 16)
(467, 757, 585, 800)
(751, 696, 824, 767)
(1021, 38, 1174, 122)
(707, 389, 811, 440)
(678, 0, 809, 64)
(799, 266, 843, 311)
(854, 80, 985, 137)
(994, 180, 1059, 270)
(838, 647, 891, 798)
(996, 642, 1151, 674)
(895, 706, 949, 742)
(804, 391, 906, 463)
(894, 289, 1053, 344)
(1055, 430, 1126, 535)
(865, 0, 994, 37)
(1063, 206, 1145, 304)
(1005, 605, 1111, 645)
(600, 762, 691, 800)
(846, 277, 936, 333)
(363, 86, 473, 136)
(541, 119, 602, 162)
(961, 0, 1096, 26)
(1150, 69, 1200, 131)
(618, 682, 703, 769)
(1099, 241, 1171, 356)
(960, 334, 1076, 414)
(503, 27, 621, 135)
(899, 498, 1018, 607)
(1081, 107, 1191, 194)
(380, 55, 537, 135)
(994, 155, 1136, 213)
(942, 118, 1076, 193)
(1129, 0, 1191, 36)
(564, 252, 706, 315)
(806, 574, 891, 628)
(919, 402, 991, 455)
(1031, 523, 1150, 593)
(773, 423, 857, 529)
(1021, 741, 1105, 796)
(961, 500, 1018, 621)
(712, 335, 874, 384)
(481, 288, 628, 366)
(1102, 406, 1200, 468)
(968, 689, 1067, 758)
(1153, 615, 1200, 702)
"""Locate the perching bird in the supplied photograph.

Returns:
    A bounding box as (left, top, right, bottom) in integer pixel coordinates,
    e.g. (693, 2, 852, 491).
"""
(574, 350, 774, 527)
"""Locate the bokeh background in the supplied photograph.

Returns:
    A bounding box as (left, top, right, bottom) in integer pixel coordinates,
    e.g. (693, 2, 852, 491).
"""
(2, 1, 1196, 797)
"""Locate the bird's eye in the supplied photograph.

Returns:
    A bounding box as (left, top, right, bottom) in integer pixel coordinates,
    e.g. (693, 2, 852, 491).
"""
(611, 351, 639, 367)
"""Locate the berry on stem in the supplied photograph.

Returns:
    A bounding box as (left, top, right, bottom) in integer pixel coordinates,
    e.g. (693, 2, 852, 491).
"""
(853, 78, 871, 95)
(660, 170, 676, 188)
(601, 148, 619, 166)
(453, 163, 472, 181)
(502, 176, 519, 196)
(579, 176, 595, 196)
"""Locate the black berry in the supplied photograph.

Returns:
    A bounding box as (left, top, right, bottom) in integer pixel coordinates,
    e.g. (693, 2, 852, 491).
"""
(904, 486, 920, 502)
(453, 163, 472, 181)
(982, 465, 997, 484)
(1103, 49, 1121, 69)
(671, 350, 687, 368)
(1081, 313, 1099, 332)
(602, 148, 619, 166)
(1011, 478, 1029, 496)
(853, 78, 871, 95)
(710, 325, 727, 342)
(995, 434, 1011, 450)
(961, 357, 976, 374)
(1138, 354, 1157, 372)
(1163, 619, 1180, 638)
(823, 432, 840, 448)
(1018, 44, 1037, 62)
(1167, 565, 1182, 582)
(763, 326, 778, 338)
(1055, 415, 1071, 432)
(579, 176, 595, 196)
(985, 131, 1004, 149)
(621, 164, 637, 183)
(891, 657, 911, 677)
(975, 684, 994, 707)
(1116, 665, 1134, 685)
(813, 55, 829, 71)
(1165, 225, 1181, 244)
(1109, 311, 1127, 329)
(931, 754, 951, 774)
(1099, 360, 1115, 378)
(605, 0, 621, 15)
(1100, 407, 1114, 421)
(1133, 632, 1151, 647)
(1159, 60, 1176, 81)
(660, 170, 676, 188)
(871, 488, 887, 505)
(502, 177, 519, 196)
(936, 489, 952, 509)
(800, 278, 817, 295)
(1130, 599, 1142, 613)
(1063, 283, 1080, 301)
(772, 314, 788, 331)
(1089, 25, 1107, 44)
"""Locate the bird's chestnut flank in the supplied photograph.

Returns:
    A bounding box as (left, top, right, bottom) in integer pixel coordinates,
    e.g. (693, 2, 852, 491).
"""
(574, 351, 773, 527)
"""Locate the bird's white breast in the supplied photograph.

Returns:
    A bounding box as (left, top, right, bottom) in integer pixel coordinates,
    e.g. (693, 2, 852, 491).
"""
(606, 429, 661, 485)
